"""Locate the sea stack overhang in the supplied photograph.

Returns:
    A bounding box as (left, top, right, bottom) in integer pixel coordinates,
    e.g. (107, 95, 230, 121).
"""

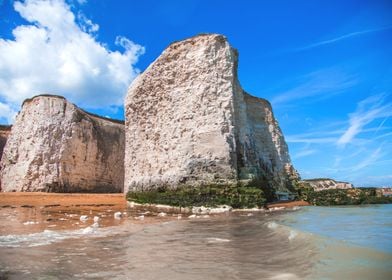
(124, 33, 298, 193)
(0, 95, 125, 192)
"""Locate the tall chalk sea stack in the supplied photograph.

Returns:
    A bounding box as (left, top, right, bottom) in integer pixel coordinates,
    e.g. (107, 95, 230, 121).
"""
(125, 34, 298, 193)
(0, 95, 124, 192)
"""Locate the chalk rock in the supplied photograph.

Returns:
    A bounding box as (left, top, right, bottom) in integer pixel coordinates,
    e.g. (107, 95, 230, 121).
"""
(80, 215, 89, 222)
(0, 125, 11, 191)
(114, 212, 122, 219)
(0, 95, 124, 192)
(301, 178, 353, 191)
(0, 125, 11, 161)
(209, 205, 232, 214)
(125, 34, 297, 193)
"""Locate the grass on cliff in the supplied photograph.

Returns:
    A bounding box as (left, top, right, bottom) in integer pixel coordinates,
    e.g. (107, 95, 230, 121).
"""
(297, 182, 392, 206)
(126, 182, 266, 208)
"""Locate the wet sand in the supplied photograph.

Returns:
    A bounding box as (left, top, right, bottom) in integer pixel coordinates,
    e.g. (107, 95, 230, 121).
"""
(0, 193, 176, 235)
(266, 200, 310, 209)
(0, 193, 310, 235)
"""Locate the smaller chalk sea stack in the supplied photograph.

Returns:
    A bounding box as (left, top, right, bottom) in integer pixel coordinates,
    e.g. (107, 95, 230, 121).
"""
(125, 34, 298, 194)
(0, 95, 124, 192)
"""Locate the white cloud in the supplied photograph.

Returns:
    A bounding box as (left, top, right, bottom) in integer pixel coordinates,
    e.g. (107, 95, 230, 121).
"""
(292, 148, 317, 160)
(0, 0, 144, 124)
(337, 94, 392, 146)
(271, 68, 357, 106)
(349, 146, 383, 172)
(295, 25, 392, 51)
(77, 12, 99, 33)
(286, 136, 337, 144)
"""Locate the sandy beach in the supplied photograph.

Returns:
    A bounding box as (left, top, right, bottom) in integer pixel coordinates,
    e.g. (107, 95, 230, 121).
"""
(0, 193, 176, 235)
(266, 200, 310, 209)
(0, 192, 127, 208)
(0, 192, 311, 236)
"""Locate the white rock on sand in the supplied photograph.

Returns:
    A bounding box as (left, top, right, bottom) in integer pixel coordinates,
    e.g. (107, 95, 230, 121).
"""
(269, 207, 285, 212)
(192, 206, 210, 215)
(209, 205, 232, 214)
(79, 215, 88, 222)
(157, 212, 167, 217)
(23, 221, 38, 225)
(114, 212, 122, 219)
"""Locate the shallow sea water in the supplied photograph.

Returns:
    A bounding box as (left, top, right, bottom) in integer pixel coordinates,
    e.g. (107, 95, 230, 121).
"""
(0, 205, 391, 280)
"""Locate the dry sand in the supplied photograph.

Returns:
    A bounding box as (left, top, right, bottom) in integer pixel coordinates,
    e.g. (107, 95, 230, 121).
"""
(0, 192, 127, 208)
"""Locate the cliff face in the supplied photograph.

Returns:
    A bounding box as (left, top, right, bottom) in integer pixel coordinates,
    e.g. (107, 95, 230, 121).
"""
(0, 95, 124, 192)
(302, 179, 353, 192)
(0, 125, 11, 162)
(125, 34, 297, 193)
(0, 125, 11, 190)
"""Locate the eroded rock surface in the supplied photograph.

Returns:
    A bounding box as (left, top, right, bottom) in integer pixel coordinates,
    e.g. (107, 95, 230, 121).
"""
(0, 95, 124, 192)
(125, 34, 298, 193)
(0, 125, 11, 190)
(302, 179, 354, 191)
(0, 125, 11, 162)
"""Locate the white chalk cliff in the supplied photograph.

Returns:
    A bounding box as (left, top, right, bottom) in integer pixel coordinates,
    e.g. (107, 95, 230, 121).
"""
(0, 95, 124, 192)
(0, 125, 11, 191)
(125, 34, 298, 193)
(302, 179, 353, 191)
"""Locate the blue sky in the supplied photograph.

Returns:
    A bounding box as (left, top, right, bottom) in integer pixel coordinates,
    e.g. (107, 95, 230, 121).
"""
(0, 0, 391, 186)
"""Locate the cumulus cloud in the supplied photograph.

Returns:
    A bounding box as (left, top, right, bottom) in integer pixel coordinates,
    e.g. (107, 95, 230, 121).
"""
(0, 0, 144, 124)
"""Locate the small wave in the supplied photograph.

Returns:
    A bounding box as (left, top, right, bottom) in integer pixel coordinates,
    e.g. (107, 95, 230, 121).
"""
(266, 221, 302, 241)
(0, 226, 102, 248)
(288, 230, 298, 241)
(269, 272, 300, 280)
(267, 221, 278, 229)
(206, 237, 231, 243)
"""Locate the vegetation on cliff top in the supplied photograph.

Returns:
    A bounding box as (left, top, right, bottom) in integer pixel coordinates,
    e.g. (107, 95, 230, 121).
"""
(296, 182, 392, 206)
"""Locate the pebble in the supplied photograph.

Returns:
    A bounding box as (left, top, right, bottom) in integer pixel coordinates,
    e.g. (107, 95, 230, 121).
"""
(79, 215, 88, 222)
(114, 212, 122, 219)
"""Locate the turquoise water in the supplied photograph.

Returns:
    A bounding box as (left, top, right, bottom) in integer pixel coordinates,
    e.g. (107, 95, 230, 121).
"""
(278, 204, 392, 254)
